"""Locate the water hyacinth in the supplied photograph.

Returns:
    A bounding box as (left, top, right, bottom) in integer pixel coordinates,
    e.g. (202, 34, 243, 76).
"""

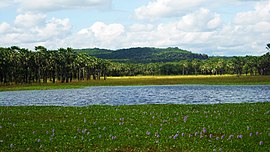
(221, 134, 225, 139)
(155, 132, 160, 138)
(0, 103, 269, 151)
(111, 136, 117, 140)
(237, 135, 243, 139)
(173, 133, 179, 139)
(183, 115, 188, 123)
(203, 128, 207, 133)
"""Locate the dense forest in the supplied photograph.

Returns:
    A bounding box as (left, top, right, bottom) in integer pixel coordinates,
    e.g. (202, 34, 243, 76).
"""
(1, 45, 270, 84)
(76, 47, 208, 63)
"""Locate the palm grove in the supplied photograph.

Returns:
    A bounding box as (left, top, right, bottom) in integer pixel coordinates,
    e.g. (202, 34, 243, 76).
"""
(0, 45, 270, 85)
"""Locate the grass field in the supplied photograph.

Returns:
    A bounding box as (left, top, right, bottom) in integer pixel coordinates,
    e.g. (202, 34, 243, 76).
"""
(0, 103, 269, 151)
(1, 75, 270, 91)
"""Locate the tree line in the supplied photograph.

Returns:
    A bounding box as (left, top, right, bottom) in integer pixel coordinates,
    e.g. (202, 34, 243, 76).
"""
(0, 46, 109, 84)
(107, 54, 270, 76)
(1, 46, 270, 85)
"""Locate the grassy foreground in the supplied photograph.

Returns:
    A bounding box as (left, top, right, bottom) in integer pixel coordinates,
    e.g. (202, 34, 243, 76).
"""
(0, 103, 269, 151)
(1, 75, 270, 91)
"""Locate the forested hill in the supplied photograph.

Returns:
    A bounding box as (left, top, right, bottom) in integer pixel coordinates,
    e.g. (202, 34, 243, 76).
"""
(76, 47, 208, 63)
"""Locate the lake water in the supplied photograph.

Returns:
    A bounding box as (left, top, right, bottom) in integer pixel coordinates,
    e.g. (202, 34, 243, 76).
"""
(0, 85, 270, 106)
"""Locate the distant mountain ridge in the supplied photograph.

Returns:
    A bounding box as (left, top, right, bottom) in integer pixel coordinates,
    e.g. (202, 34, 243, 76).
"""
(75, 47, 208, 63)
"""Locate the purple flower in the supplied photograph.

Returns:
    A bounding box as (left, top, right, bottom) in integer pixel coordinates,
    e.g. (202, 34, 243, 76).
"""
(120, 118, 124, 121)
(183, 115, 188, 123)
(194, 132, 198, 136)
(160, 128, 162, 131)
(250, 133, 253, 137)
(182, 133, 185, 137)
(228, 135, 234, 140)
(155, 132, 160, 138)
(259, 141, 264, 145)
(256, 132, 259, 136)
(37, 139, 41, 142)
(209, 134, 213, 138)
(221, 135, 225, 139)
(203, 128, 207, 133)
(111, 136, 117, 140)
(173, 133, 179, 139)
(146, 131, 151, 136)
(119, 122, 124, 125)
(237, 135, 243, 139)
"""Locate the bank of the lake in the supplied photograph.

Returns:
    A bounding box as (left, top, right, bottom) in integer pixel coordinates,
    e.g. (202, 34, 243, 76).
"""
(1, 75, 270, 91)
(0, 102, 269, 151)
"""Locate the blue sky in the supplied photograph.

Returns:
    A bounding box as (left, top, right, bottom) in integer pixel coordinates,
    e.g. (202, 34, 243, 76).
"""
(0, 0, 270, 56)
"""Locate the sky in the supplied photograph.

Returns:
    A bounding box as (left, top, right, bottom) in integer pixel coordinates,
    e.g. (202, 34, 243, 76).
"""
(0, 0, 270, 56)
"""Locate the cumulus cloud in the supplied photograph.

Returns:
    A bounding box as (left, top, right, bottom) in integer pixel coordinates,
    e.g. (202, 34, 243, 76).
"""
(134, 0, 206, 20)
(1, 0, 270, 56)
(0, 22, 11, 34)
(234, 0, 270, 24)
(14, 13, 46, 28)
(0, 0, 14, 8)
(17, 0, 111, 12)
(73, 22, 125, 48)
(0, 13, 72, 48)
(177, 8, 222, 32)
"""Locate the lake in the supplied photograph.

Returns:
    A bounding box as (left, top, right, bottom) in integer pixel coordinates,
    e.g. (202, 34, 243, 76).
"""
(0, 85, 269, 106)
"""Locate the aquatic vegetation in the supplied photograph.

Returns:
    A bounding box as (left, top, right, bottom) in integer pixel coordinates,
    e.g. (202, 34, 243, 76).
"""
(0, 102, 269, 151)
(1, 75, 270, 92)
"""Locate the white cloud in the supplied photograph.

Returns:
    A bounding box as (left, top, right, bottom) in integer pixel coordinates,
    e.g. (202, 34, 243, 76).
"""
(1, 0, 270, 56)
(0, 13, 72, 48)
(14, 13, 46, 28)
(90, 22, 124, 40)
(17, 0, 112, 12)
(0, 0, 14, 8)
(177, 8, 222, 32)
(36, 18, 72, 40)
(73, 22, 125, 48)
(234, 0, 270, 25)
(134, 0, 206, 20)
(0, 22, 11, 34)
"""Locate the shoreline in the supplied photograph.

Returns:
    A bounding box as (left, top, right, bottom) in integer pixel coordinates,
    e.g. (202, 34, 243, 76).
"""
(1, 75, 270, 91)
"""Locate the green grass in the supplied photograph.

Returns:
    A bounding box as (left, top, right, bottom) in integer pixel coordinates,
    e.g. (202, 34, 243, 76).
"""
(0, 103, 269, 151)
(1, 75, 270, 91)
